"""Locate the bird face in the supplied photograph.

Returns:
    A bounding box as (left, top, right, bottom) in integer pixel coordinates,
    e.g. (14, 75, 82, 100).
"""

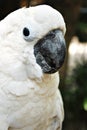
(21, 5, 66, 74)
(0, 5, 66, 80)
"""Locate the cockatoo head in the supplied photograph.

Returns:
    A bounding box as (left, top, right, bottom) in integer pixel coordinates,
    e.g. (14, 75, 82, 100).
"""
(0, 5, 66, 80)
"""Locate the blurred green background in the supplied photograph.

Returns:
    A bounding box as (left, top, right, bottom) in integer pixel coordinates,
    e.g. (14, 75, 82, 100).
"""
(0, 0, 87, 130)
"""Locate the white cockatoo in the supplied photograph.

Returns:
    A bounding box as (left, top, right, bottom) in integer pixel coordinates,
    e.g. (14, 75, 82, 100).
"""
(0, 5, 66, 130)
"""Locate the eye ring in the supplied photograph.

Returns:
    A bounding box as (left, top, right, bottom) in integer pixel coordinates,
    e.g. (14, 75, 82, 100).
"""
(23, 27, 30, 37)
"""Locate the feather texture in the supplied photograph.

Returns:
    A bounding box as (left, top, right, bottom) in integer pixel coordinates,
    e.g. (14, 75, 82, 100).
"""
(0, 5, 66, 130)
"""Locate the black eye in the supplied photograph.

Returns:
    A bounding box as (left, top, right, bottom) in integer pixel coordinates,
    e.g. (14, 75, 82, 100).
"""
(23, 27, 30, 37)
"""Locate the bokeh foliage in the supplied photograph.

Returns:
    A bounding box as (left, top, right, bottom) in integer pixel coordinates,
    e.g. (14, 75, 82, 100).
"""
(61, 60, 87, 130)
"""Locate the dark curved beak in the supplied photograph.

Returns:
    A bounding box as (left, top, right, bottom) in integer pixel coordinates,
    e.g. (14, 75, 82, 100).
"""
(34, 29, 66, 74)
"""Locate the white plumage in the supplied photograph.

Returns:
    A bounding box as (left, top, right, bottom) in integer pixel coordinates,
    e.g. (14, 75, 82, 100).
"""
(0, 5, 66, 130)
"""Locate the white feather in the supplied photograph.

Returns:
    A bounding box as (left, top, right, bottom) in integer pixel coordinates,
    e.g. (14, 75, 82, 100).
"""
(0, 5, 65, 130)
